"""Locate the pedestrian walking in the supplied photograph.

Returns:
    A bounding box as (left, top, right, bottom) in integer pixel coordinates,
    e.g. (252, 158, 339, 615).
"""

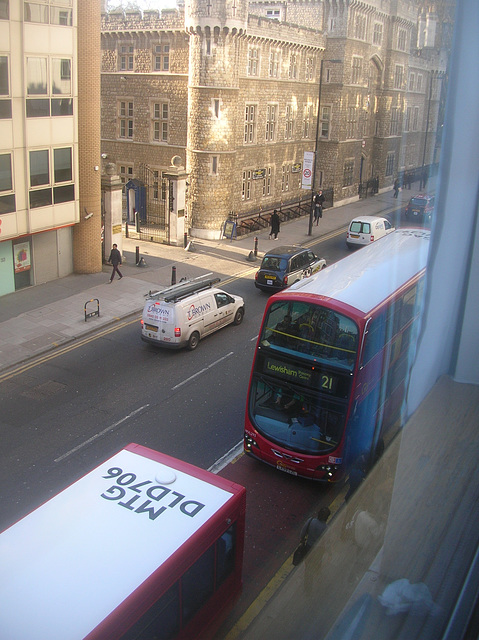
(313, 191, 325, 225)
(393, 178, 400, 198)
(293, 507, 331, 593)
(107, 243, 123, 283)
(269, 209, 280, 240)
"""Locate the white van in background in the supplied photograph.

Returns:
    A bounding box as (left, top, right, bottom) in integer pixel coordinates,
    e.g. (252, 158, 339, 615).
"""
(346, 216, 395, 249)
(141, 276, 245, 350)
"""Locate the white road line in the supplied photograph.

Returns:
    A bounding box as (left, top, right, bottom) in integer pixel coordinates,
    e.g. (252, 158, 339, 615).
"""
(208, 440, 244, 474)
(54, 404, 150, 463)
(171, 351, 234, 390)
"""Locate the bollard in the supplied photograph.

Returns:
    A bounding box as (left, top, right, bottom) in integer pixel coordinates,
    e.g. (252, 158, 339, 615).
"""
(125, 220, 129, 238)
(136, 246, 140, 264)
(254, 236, 258, 257)
(171, 266, 176, 285)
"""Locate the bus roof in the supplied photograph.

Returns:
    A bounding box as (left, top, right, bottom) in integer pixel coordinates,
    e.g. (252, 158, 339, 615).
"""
(287, 229, 430, 315)
(0, 444, 244, 640)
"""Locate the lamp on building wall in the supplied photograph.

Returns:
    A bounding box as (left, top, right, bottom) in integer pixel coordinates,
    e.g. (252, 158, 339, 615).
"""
(309, 58, 342, 236)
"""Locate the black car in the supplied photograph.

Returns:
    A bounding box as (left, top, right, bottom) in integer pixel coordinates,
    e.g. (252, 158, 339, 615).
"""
(254, 245, 326, 292)
(405, 194, 435, 222)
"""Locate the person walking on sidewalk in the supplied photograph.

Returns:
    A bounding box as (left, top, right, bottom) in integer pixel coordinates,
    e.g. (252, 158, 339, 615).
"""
(270, 209, 280, 240)
(393, 178, 400, 198)
(107, 243, 123, 283)
(313, 191, 325, 225)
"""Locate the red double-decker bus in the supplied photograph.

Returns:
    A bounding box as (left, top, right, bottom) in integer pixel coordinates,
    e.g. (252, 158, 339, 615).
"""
(244, 229, 430, 482)
(0, 444, 245, 640)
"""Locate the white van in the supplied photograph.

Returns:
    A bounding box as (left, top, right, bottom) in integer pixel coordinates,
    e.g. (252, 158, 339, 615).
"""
(141, 276, 245, 350)
(346, 216, 395, 249)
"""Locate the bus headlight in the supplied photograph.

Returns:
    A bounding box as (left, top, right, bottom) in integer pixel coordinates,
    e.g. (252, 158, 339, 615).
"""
(317, 464, 340, 479)
(244, 434, 257, 450)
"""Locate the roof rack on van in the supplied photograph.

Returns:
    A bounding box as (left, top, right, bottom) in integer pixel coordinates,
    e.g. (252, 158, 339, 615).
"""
(148, 274, 221, 303)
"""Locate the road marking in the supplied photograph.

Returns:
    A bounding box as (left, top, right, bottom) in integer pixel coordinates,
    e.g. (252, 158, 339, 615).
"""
(54, 404, 149, 463)
(172, 351, 234, 390)
(208, 440, 243, 474)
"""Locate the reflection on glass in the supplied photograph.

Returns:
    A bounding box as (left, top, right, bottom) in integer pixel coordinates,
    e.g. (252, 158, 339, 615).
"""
(52, 59, 71, 95)
(29, 150, 49, 187)
(27, 57, 47, 95)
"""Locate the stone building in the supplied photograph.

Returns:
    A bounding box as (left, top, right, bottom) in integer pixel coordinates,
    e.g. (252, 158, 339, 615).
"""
(100, 0, 447, 240)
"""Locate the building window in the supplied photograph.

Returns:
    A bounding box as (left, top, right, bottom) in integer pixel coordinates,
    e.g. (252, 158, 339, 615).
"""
(302, 104, 313, 138)
(24, 2, 72, 25)
(351, 57, 362, 84)
(281, 165, 290, 192)
(242, 169, 252, 200)
(152, 102, 168, 142)
(119, 101, 134, 139)
(405, 106, 412, 131)
(26, 56, 73, 117)
(305, 57, 314, 81)
(155, 44, 170, 72)
(265, 104, 277, 142)
(354, 13, 367, 40)
(29, 146, 74, 209)
(0, 55, 11, 119)
(269, 49, 280, 78)
(346, 107, 357, 139)
(119, 45, 134, 72)
(320, 105, 331, 138)
(0, 153, 15, 213)
(211, 156, 218, 175)
(373, 22, 383, 46)
(285, 104, 295, 139)
(263, 167, 272, 197)
(244, 104, 256, 144)
(205, 38, 211, 56)
(409, 73, 415, 91)
(343, 160, 354, 187)
(385, 152, 395, 177)
(0, 1, 8, 19)
(394, 65, 404, 90)
(398, 29, 407, 52)
(390, 107, 399, 135)
(413, 106, 419, 131)
(247, 47, 259, 76)
(119, 165, 134, 195)
(266, 9, 280, 18)
(213, 99, 220, 118)
(288, 53, 298, 79)
(417, 74, 423, 92)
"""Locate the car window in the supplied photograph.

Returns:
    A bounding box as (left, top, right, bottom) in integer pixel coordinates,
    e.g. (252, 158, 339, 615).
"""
(361, 222, 371, 233)
(349, 221, 362, 233)
(215, 293, 231, 308)
(290, 256, 300, 272)
(261, 256, 282, 271)
(384, 220, 392, 230)
(307, 251, 317, 264)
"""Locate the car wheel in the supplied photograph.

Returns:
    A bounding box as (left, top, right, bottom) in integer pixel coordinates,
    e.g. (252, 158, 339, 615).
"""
(187, 331, 200, 351)
(233, 308, 244, 325)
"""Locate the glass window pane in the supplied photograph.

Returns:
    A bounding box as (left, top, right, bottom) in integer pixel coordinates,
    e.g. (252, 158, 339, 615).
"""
(0, 99, 11, 119)
(52, 59, 71, 95)
(0, 1, 9, 20)
(0, 56, 8, 95)
(54, 148, 72, 183)
(26, 99, 50, 117)
(51, 98, 73, 116)
(29, 188, 52, 208)
(0, 153, 12, 191)
(27, 57, 47, 95)
(0, 194, 15, 214)
(53, 184, 74, 203)
(182, 545, 215, 625)
(30, 150, 49, 187)
(24, 3, 49, 24)
(51, 7, 72, 26)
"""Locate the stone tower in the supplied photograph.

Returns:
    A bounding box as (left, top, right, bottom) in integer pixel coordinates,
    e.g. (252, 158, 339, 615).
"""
(185, 0, 248, 239)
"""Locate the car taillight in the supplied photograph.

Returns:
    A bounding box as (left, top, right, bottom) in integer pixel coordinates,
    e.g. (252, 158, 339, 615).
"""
(140, 319, 144, 326)
(370, 235, 375, 242)
(174, 327, 181, 337)
(283, 275, 288, 286)
(255, 271, 258, 281)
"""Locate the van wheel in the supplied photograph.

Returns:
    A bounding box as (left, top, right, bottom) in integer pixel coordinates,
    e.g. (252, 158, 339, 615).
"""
(233, 308, 244, 325)
(187, 332, 200, 351)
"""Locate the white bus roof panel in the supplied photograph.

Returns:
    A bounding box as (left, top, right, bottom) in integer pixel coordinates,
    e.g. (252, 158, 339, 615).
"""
(288, 229, 430, 314)
(0, 447, 235, 640)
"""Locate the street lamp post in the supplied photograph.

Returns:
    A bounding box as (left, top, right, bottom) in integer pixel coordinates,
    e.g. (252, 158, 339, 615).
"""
(308, 58, 342, 236)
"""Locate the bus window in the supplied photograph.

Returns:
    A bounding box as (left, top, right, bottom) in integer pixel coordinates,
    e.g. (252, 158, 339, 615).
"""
(182, 544, 215, 624)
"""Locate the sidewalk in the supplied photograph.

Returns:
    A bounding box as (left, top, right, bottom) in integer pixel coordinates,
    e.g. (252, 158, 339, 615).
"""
(0, 184, 420, 375)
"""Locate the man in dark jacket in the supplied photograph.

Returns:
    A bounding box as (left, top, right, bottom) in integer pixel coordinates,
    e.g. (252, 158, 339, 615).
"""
(107, 243, 123, 283)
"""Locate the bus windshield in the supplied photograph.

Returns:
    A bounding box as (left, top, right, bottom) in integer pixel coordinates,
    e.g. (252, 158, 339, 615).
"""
(259, 300, 358, 370)
(249, 301, 359, 455)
